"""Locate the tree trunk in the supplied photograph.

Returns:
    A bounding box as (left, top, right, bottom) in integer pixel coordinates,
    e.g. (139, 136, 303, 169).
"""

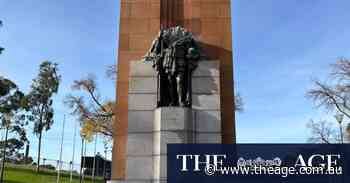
(24, 143, 30, 164)
(36, 129, 43, 173)
(0, 127, 9, 183)
(36, 106, 44, 173)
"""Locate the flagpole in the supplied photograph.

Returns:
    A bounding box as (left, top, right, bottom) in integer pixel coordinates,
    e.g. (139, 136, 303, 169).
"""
(56, 115, 66, 183)
(92, 134, 97, 183)
(70, 120, 77, 182)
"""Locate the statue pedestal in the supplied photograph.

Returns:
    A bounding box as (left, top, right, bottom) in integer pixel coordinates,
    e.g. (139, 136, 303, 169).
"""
(108, 60, 222, 183)
(108, 107, 194, 183)
(153, 107, 194, 182)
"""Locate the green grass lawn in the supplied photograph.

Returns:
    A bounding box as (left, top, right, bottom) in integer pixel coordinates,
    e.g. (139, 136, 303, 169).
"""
(3, 164, 105, 183)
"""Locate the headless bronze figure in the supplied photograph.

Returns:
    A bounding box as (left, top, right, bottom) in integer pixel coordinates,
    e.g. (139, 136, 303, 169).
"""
(143, 26, 200, 107)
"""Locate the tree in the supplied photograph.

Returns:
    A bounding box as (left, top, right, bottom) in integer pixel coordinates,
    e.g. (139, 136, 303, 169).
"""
(105, 64, 116, 81)
(0, 76, 27, 182)
(65, 71, 113, 183)
(27, 61, 60, 172)
(306, 120, 340, 144)
(0, 138, 25, 158)
(65, 75, 114, 141)
(65, 72, 114, 182)
(307, 58, 350, 143)
(234, 93, 244, 112)
(0, 77, 27, 144)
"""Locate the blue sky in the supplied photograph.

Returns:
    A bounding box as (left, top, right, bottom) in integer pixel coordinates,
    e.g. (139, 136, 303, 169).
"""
(1, 0, 350, 168)
(233, 0, 350, 142)
(0, 0, 119, 168)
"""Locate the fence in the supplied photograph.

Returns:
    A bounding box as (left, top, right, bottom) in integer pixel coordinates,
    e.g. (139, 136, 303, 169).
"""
(8, 156, 111, 182)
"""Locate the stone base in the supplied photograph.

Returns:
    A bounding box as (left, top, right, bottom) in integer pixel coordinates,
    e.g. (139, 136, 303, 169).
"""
(110, 60, 222, 182)
(110, 106, 222, 182)
(111, 107, 193, 183)
(153, 107, 194, 180)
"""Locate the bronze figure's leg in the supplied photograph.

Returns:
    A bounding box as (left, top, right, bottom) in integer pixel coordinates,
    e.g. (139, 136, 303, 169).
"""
(157, 72, 161, 107)
(176, 72, 186, 107)
(168, 74, 177, 106)
(186, 71, 192, 107)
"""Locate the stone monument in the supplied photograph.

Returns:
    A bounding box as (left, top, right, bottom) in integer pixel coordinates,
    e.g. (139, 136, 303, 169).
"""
(110, 0, 235, 182)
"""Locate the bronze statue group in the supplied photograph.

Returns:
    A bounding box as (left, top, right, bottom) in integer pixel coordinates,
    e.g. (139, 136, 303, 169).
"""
(143, 26, 201, 108)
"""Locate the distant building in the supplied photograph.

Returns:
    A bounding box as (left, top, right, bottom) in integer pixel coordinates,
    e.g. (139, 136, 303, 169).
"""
(81, 154, 111, 178)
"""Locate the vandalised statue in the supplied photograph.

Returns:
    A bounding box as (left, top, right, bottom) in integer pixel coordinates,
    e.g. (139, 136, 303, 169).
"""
(143, 26, 200, 107)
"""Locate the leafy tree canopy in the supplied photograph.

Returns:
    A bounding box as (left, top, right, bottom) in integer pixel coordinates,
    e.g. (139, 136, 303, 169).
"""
(26, 61, 60, 172)
(27, 61, 60, 133)
(0, 76, 26, 115)
(0, 76, 28, 159)
(65, 75, 114, 141)
(0, 138, 25, 157)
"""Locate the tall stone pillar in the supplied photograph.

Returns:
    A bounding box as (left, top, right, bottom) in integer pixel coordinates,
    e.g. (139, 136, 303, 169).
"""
(113, 0, 161, 180)
(112, 0, 235, 181)
(153, 107, 195, 183)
